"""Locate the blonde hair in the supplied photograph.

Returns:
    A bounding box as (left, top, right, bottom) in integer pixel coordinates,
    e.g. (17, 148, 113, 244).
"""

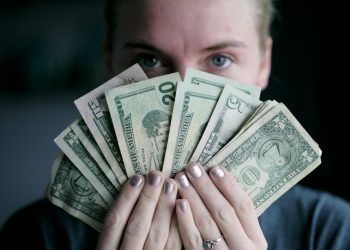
(105, 0, 275, 51)
(254, 0, 275, 49)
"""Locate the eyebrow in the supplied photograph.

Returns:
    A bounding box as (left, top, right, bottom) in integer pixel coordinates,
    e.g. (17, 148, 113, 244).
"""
(124, 40, 163, 54)
(204, 41, 247, 51)
(124, 39, 247, 53)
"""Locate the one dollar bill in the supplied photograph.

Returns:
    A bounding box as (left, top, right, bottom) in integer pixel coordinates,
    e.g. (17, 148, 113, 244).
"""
(205, 103, 322, 216)
(54, 125, 118, 205)
(47, 152, 108, 231)
(70, 118, 121, 190)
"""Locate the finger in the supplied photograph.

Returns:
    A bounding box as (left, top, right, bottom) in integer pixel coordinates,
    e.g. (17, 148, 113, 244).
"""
(175, 199, 203, 250)
(120, 171, 164, 250)
(176, 172, 227, 248)
(144, 178, 178, 250)
(97, 174, 144, 250)
(164, 213, 182, 250)
(209, 165, 267, 245)
(186, 162, 250, 247)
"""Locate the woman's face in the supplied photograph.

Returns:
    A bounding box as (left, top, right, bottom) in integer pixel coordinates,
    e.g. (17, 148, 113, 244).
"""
(107, 0, 272, 88)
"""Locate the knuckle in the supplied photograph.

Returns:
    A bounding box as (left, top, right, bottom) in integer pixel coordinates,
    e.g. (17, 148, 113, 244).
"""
(125, 217, 147, 238)
(196, 178, 212, 191)
(148, 227, 167, 245)
(223, 176, 237, 191)
(240, 242, 255, 250)
(119, 184, 140, 203)
(164, 239, 182, 250)
(249, 239, 268, 250)
(122, 188, 136, 200)
(103, 211, 123, 231)
(261, 239, 268, 249)
(217, 207, 232, 223)
(139, 190, 158, 204)
(187, 233, 202, 249)
(256, 237, 268, 250)
(197, 215, 216, 233)
(235, 198, 255, 215)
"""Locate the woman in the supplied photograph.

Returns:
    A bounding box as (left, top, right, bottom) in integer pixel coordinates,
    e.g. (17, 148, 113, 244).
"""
(99, 0, 271, 249)
(2, 0, 350, 249)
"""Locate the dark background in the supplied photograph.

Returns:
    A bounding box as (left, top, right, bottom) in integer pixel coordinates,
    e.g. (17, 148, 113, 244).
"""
(1, 0, 348, 227)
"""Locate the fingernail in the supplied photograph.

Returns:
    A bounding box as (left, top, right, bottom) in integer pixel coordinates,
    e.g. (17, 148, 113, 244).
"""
(178, 200, 188, 212)
(178, 174, 189, 188)
(210, 166, 225, 178)
(129, 175, 143, 187)
(164, 180, 174, 194)
(188, 162, 202, 178)
(148, 173, 162, 186)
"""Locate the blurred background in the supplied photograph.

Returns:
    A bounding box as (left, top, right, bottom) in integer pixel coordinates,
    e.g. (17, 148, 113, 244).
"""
(0, 0, 348, 228)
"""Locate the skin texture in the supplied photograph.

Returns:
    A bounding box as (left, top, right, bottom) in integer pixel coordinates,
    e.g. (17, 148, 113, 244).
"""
(99, 0, 272, 249)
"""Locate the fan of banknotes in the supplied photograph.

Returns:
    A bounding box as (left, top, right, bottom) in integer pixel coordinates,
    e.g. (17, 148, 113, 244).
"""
(46, 64, 322, 231)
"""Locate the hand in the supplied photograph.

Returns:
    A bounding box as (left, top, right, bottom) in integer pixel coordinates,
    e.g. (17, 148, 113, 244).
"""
(97, 170, 181, 250)
(175, 163, 267, 250)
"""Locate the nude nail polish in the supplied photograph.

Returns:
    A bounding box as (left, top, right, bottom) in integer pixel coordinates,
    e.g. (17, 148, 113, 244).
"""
(188, 162, 202, 178)
(178, 174, 189, 188)
(164, 181, 174, 194)
(179, 200, 188, 212)
(211, 166, 224, 178)
(129, 175, 143, 187)
(148, 173, 162, 186)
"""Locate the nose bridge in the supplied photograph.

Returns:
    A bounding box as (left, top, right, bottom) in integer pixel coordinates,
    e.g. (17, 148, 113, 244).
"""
(174, 59, 196, 80)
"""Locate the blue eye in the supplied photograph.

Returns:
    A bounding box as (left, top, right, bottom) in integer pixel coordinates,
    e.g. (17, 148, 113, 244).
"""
(210, 55, 232, 68)
(137, 54, 161, 69)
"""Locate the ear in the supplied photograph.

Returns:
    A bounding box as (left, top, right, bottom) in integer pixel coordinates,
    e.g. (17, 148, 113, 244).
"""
(256, 37, 272, 89)
(103, 41, 114, 77)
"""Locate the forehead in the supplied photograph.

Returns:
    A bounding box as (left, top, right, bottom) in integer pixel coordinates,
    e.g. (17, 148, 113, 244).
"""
(115, 0, 257, 49)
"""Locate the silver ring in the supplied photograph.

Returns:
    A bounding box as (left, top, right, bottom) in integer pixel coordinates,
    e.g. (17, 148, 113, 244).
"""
(203, 235, 224, 249)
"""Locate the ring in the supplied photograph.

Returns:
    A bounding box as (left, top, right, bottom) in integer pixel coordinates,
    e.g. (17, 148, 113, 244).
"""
(203, 235, 224, 249)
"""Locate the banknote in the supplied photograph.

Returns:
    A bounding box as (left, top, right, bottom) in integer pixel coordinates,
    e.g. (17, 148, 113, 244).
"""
(70, 118, 121, 190)
(234, 100, 278, 139)
(48, 66, 323, 231)
(162, 82, 222, 177)
(74, 64, 147, 184)
(191, 85, 262, 165)
(54, 125, 118, 205)
(106, 73, 181, 177)
(205, 103, 321, 216)
(184, 68, 261, 99)
(47, 152, 108, 231)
